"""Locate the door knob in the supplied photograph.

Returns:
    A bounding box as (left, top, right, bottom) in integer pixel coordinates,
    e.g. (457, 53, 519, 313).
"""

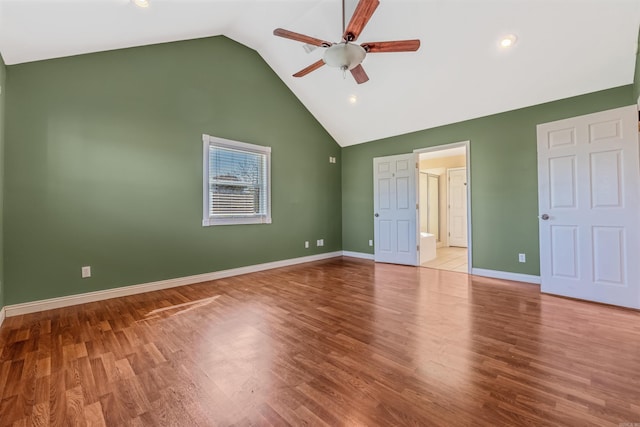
(374, 213, 379, 217)
(540, 214, 550, 220)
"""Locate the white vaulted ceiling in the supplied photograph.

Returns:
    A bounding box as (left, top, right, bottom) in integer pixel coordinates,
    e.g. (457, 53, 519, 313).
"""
(0, 0, 638, 147)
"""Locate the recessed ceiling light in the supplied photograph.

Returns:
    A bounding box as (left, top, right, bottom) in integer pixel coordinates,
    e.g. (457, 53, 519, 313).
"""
(348, 95, 358, 104)
(499, 34, 517, 48)
(132, 0, 150, 8)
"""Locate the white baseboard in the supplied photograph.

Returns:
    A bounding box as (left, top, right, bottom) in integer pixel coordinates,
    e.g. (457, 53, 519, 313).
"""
(0, 255, 541, 319)
(471, 268, 541, 284)
(4, 251, 343, 317)
(342, 251, 374, 260)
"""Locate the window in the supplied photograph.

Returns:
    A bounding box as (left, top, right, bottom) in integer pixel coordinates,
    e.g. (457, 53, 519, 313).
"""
(202, 134, 271, 226)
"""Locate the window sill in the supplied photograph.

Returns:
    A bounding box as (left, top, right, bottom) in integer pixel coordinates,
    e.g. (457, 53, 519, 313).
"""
(202, 217, 272, 226)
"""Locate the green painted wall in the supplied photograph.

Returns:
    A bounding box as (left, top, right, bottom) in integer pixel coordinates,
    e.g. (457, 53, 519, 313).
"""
(0, 54, 5, 310)
(342, 86, 633, 275)
(4, 37, 342, 305)
(634, 28, 640, 103)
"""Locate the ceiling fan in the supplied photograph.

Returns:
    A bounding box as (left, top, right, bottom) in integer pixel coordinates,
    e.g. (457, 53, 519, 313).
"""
(273, 0, 420, 84)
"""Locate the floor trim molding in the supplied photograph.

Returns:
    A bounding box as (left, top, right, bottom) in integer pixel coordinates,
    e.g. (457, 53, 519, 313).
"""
(342, 251, 375, 260)
(4, 251, 343, 317)
(2, 256, 542, 319)
(471, 268, 541, 284)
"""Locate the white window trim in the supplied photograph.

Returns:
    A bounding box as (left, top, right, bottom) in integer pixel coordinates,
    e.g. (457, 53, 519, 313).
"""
(202, 134, 272, 226)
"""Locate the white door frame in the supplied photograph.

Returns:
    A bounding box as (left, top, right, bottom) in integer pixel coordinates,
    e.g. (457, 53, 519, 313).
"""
(414, 141, 472, 273)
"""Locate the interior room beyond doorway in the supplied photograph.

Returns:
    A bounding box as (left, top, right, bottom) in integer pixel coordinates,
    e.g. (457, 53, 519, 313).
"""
(418, 144, 469, 273)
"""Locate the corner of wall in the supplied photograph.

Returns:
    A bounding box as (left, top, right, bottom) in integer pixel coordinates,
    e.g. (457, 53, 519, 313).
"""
(0, 52, 6, 313)
(634, 27, 640, 106)
(2, 37, 343, 305)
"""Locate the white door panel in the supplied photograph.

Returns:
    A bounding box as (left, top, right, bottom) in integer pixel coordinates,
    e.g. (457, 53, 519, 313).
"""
(374, 154, 417, 265)
(537, 105, 640, 309)
(550, 225, 579, 279)
(448, 168, 468, 247)
(548, 156, 577, 208)
(592, 226, 625, 285)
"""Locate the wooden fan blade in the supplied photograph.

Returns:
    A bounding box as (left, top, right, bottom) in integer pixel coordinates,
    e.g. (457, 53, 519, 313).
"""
(350, 64, 369, 84)
(293, 60, 326, 77)
(273, 28, 332, 47)
(362, 39, 421, 53)
(343, 0, 380, 42)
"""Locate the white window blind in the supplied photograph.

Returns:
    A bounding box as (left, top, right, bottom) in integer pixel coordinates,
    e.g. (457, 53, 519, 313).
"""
(202, 135, 271, 226)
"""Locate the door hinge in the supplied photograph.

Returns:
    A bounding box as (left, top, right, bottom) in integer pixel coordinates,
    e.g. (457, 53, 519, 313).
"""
(417, 245, 420, 251)
(416, 203, 419, 209)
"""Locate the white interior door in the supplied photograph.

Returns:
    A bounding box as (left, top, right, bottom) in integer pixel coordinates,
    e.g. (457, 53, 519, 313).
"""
(374, 154, 418, 265)
(537, 105, 640, 309)
(419, 172, 428, 233)
(427, 174, 440, 240)
(447, 168, 468, 247)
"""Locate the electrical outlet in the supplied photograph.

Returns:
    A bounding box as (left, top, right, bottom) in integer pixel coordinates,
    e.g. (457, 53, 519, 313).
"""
(320, 239, 324, 246)
(369, 239, 373, 246)
(81, 266, 91, 278)
(518, 253, 526, 263)
(305, 241, 309, 249)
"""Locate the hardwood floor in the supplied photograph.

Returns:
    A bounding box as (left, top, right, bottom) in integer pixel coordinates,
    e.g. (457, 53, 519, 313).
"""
(1, 257, 639, 426)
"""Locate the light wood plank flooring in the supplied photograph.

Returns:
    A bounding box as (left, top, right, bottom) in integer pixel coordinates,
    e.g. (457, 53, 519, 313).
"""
(421, 246, 468, 272)
(1, 257, 639, 426)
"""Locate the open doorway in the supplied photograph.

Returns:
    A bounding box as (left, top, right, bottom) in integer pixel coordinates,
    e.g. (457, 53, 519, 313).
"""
(415, 142, 470, 273)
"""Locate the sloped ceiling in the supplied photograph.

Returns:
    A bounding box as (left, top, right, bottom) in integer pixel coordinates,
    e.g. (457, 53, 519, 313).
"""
(1, 0, 638, 147)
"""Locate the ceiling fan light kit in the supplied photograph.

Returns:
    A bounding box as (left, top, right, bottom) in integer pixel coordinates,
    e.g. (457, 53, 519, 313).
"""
(273, 0, 420, 84)
(323, 43, 366, 71)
